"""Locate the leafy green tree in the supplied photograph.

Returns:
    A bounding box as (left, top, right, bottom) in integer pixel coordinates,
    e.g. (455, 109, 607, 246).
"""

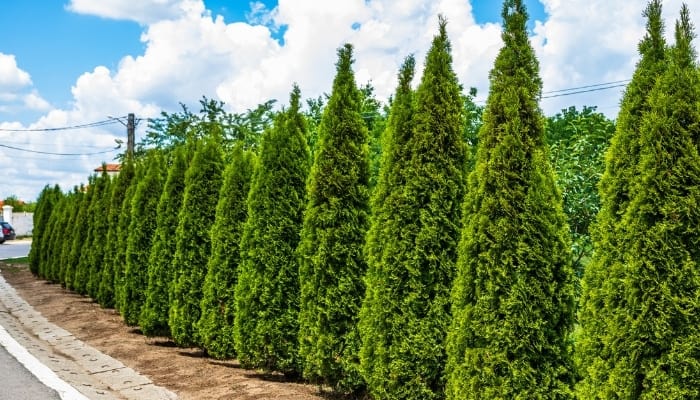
(169, 136, 224, 347)
(580, 5, 700, 398)
(28, 184, 61, 275)
(87, 169, 113, 298)
(361, 17, 467, 399)
(121, 152, 165, 326)
(358, 55, 418, 398)
(197, 145, 255, 358)
(546, 106, 614, 277)
(446, 1, 575, 398)
(234, 86, 310, 373)
(575, 1, 668, 396)
(140, 145, 190, 337)
(66, 180, 95, 292)
(58, 187, 82, 287)
(297, 44, 371, 392)
(114, 160, 144, 311)
(97, 159, 135, 308)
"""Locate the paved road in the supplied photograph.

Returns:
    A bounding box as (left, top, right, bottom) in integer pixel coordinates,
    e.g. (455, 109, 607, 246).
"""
(0, 338, 60, 400)
(0, 240, 31, 260)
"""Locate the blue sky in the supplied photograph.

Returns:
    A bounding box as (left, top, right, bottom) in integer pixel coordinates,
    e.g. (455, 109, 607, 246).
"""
(0, 0, 697, 201)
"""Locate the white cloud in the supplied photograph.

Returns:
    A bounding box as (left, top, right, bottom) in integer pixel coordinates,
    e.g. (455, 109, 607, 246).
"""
(66, 0, 204, 25)
(0, 53, 32, 89)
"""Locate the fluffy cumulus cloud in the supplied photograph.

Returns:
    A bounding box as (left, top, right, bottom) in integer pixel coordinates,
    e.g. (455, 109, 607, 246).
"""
(0, 53, 50, 114)
(3, 0, 700, 201)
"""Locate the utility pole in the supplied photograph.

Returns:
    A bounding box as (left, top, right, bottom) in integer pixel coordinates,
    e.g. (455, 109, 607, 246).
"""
(127, 113, 135, 157)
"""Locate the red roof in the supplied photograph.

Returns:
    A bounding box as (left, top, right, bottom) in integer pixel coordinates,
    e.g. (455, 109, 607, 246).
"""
(94, 163, 121, 173)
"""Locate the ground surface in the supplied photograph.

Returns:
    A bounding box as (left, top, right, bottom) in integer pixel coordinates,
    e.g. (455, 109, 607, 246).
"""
(0, 261, 332, 400)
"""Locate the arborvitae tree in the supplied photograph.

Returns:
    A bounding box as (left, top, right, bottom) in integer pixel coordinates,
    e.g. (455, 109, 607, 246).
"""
(97, 159, 135, 308)
(59, 187, 82, 286)
(580, 6, 700, 398)
(233, 86, 310, 373)
(140, 145, 190, 336)
(66, 180, 95, 292)
(445, 2, 575, 398)
(360, 17, 467, 399)
(169, 136, 223, 347)
(114, 161, 144, 312)
(197, 145, 255, 358)
(121, 152, 165, 326)
(297, 44, 370, 391)
(46, 193, 69, 282)
(87, 170, 112, 298)
(358, 55, 418, 397)
(575, 1, 669, 396)
(75, 174, 105, 295)
(29, 184, 61, 275)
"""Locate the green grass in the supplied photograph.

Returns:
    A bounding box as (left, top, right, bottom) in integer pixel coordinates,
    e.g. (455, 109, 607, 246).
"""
(0, 256, 29, 263)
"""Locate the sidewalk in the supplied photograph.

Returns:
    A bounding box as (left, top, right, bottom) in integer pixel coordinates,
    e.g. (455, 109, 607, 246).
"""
(0, 273, 177, 400)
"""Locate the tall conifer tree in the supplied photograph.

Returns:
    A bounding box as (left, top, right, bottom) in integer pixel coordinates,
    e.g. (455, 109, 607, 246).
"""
(67, 179, 95, 292)
(87, 169, 112, 298)
(576, 1, 668, 396)
(580, 5, 700, 398)
(59, 187, 82, 287)
(140, 145, 190, 337)
(360, 17, 466, 399)
(234, 85, 310, 373)
(115, 161, 145, 311)
(169, 137, 223, 347)
(197, 145, 255, 358)
(121, 152, 165, 326)
(29, 184, 61, 275)
(97, 159, 135, 308)
(297, 45, 370, 391)
(446, 1, 574, 398)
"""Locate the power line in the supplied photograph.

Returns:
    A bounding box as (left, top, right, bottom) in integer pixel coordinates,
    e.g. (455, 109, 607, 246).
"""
(542, 79, 631, 95)
(542, 83, 628, 99)
(0, 143, 120, 156)
(0, 117, 125, 132)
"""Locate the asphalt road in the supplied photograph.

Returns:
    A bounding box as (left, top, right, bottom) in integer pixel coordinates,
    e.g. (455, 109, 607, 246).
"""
(0, 240, 31, 260)
(0, 337, 60, 400)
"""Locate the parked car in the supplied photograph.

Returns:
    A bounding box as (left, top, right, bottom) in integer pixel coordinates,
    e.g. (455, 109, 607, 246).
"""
(1, 222, 16, 241)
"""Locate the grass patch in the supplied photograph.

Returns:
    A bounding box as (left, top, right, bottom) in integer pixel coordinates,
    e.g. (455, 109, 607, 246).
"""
(1, 256, 29, 263)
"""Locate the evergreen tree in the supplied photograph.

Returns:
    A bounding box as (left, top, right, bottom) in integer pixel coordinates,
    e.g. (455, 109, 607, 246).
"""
(74, 174, 103, 295)
(233, 86, 310, 373)
(121, 152, 165, 326)
(446, 1, 575, 398)
(297, 44, 370, 391)
(58, 187, 82, 287)
(169, 136, 223, 347)
(360, 17, 467, 399)
(97, 159, 135, 308)
(87, 169, 112, 298)
(66, 181, 94, 292)
(45, 193, 69, 282)
(580, 5, 700, 398)
(575, 1, 668, 396)
(29, 184, 61, 275)
(197, 145, 255, 358)
(140, 145, 190, 337)
(114, 160, 143, 311)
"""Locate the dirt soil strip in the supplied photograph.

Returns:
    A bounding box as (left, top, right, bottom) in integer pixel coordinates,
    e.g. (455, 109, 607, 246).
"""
(0, 262, 329, 400)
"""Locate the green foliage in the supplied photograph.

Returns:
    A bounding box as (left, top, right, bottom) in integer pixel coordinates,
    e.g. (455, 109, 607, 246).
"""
(66, 181, 94, 292)
(140, 145, 190, 336)
(97, 160, 135, 308)
(233, 86, 310, 372)
(297, 44, 371, 392)
(361, 16, 467, 399)
(197, 145, 255, 358)
(446, 2, 575, 398)
(579, 5, 700, 398)
(575, 1, 668, 397)
(169, 136, 224, 347)
(44, 193, 68, 282)
(2, 195, 31, 212)
(546, 106, 614, 276)
(139, 97, 277, 155)
(87, 170, 113, 298)
(28, 185, 61, 275)
(58, 188, 82, 286)
(74, 174, 104, 295)
(121, 152, 165, 326)
(114, 160, 142, 311)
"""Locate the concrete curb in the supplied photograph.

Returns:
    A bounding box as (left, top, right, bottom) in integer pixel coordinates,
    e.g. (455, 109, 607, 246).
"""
(0, 273, 178, 400)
